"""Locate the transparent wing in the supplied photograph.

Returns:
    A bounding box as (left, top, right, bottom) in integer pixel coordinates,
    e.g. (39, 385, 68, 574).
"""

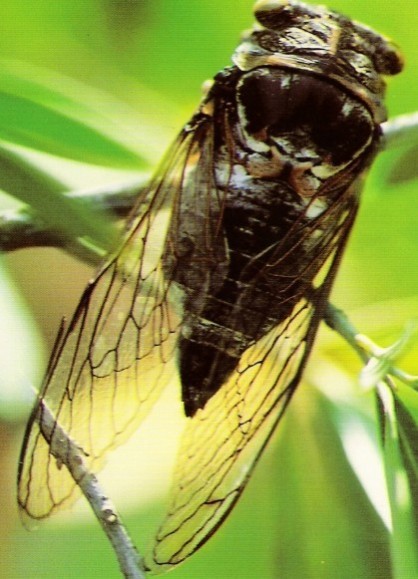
(17, 117, 214, 522)
(148, 184, 359, 572)
(149, 297, 312, 571)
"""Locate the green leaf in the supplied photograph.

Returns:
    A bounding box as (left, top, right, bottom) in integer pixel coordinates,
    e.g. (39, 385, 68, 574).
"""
(386, 146, 418, 185)
(0, 90, 144, 170)
(0, 141, 66, 198)
(0, 59, 176, 170)
(377, 383, 418, 578)
(396, 381, 418, 425)
(0, 258, 44, 421)
(267, 389, 391, 579)
(393, 384, 418, 536)
(0, 142, 119, 252)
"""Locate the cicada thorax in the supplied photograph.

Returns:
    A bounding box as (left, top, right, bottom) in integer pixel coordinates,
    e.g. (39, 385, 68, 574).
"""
(164, 1, 403, 417)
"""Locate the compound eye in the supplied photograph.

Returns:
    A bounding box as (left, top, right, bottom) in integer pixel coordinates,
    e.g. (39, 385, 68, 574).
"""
(238, 69, 374, 165)
(312, 101, 373, 165)
(237, 70, 292, 136)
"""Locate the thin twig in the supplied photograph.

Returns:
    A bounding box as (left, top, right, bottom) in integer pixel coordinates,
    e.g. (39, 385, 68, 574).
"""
(382, 112, 418, 149)
(0, 177, 145, 265)
(323, 303, 417, 389)
(38, 400, 146, 579)
(323, 303, 369, 363)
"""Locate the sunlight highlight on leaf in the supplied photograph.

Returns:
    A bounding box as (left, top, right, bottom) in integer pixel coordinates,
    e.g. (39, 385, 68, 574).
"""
(0, 58, 180, 168)
(0, 259, 44, 420)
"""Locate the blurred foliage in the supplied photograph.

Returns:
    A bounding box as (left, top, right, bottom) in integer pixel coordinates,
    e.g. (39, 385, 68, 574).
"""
(2, 1, 418, 578)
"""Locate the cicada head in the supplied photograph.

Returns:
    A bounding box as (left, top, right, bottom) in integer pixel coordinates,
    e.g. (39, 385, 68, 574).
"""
(226, 0, 404, 199)
(234, 0, 403, 124)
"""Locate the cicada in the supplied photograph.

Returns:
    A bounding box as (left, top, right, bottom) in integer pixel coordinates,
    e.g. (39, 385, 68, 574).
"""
(18, 0, 403, 573)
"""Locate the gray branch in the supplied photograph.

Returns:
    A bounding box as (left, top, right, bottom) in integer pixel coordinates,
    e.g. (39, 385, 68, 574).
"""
(0, 178, 145, 265)
(38, 400, 146, 579)
(382, 112, 418, 148)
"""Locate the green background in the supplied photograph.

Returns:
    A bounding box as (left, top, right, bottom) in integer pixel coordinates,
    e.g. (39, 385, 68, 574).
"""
(1, 1, 418, 578)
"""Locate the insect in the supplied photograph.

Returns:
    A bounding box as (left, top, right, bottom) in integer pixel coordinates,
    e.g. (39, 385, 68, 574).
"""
(18, 0, 403, 573)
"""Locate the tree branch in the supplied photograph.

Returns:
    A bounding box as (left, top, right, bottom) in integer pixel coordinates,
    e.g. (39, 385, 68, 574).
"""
(0, 179, 144, 265)
(382, 112, 418, 149)
(324, 303, 417, 389)
(38, 400, 146, 579)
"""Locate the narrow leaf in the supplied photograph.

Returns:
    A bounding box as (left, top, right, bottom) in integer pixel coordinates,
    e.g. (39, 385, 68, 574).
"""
(0, 58, 178, 168)
(0, 91, 144, 170)
(377, 383, 418, 578)
(0, 142, 119, 252)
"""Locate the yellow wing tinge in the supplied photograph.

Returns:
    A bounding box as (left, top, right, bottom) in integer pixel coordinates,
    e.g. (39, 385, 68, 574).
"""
(149, 298, 312, 571)
(16, 127, 203, 523)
